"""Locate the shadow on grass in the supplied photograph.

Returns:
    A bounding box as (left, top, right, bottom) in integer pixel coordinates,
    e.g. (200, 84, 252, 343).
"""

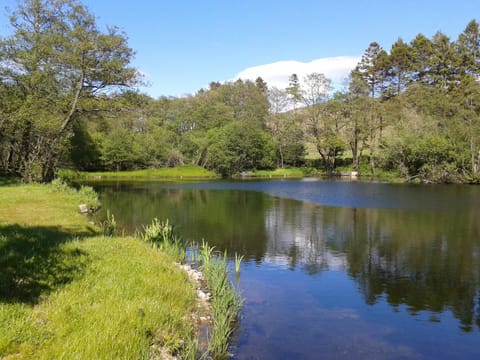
(0, 176, 20, 186)
(0, 224, 93, 304)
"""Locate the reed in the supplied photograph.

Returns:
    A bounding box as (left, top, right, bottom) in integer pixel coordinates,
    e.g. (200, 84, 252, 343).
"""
(199, 240, 215, 268)
(100, 210, 116, 236)
(142, 218, 185, 263)
(201, 250, 243, 359)
(234, 252, 244, 274)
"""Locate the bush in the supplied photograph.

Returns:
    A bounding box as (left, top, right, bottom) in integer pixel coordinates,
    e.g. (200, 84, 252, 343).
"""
(77, 185, 100, 211)
(207, 122, 275, 177)
(56, 168, 80, 185)
(419, 163, 465, 184)
(49, 179, 100, 212)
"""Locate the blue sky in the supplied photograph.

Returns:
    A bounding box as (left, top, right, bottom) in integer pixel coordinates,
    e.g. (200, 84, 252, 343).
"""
(1, 0, 479, 98)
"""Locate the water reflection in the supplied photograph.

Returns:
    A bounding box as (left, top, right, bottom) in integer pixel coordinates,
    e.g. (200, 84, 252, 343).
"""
(92, 180, 480, 357)
(262, 197, 480, 332)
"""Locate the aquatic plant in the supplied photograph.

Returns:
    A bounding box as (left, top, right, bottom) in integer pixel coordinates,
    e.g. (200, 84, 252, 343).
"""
(142, 218, 185, 263)
(201, 250, 243, 359)
(101, 210, 116, 236)
(199, 240, 215, 268)
(234, 252, 244, 274)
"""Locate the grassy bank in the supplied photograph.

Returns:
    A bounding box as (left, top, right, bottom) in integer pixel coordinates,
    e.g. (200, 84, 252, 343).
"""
(240, 167, 320, 178)
(78, 165, 219, 180)
(0, 183, 197, 359)
(142, 220, 243, 360)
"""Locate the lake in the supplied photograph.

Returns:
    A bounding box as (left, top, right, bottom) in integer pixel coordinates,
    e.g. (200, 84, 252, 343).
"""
(90, 179, 480, 359)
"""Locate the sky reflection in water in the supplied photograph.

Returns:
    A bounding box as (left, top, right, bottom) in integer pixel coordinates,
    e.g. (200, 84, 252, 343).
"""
(92, 179, 480, 359)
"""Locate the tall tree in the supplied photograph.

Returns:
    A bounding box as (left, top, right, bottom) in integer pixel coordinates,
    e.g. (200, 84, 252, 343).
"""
(286, 73, 302, 111)
(353, 43, 389, 175)
(389, 38, 412, 96)
(0, 0, 138, 181)
(344, 72, 370, 171)
(457, 20, 480, 82)
(355, 42, 389, 99)
(267, 87, 304, 168)
(428, 32, 460, 90)
(300, 73, 343, 170)
(409, 33, 434, 85)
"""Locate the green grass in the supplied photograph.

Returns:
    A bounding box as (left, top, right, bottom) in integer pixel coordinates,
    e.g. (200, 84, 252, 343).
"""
(0, 183, 197, 359)
(0, 183, 97, 232)
(245, 167, 320, 178)
(334, 162, 404, 182)
(80, 165, 219, 180)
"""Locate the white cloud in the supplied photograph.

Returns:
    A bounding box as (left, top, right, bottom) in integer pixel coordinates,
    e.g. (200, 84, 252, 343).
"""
(234, 55, 361, 91)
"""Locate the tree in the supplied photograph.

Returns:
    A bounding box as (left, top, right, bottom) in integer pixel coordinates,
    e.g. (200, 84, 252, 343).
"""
(457, 20, 480, 82)
(343, 74, 371, 171)
(268, 86, 290, 115)
(267, 86, 305, 167)
(255, 76, 268, 95)
(213, 79, 269, 126)
(100, 128, 138, 171)
(298, 73, 345, 170)
(352, 43, 391, 175)
(0, 0, 139, 181)
(409, 33, 434, 85)
(355, 42, 389, 98)
(428, 32, 460, 90)
(389, 38, 412, 96)
(286, 73, 302, 111)
(206, 122, 275, 176)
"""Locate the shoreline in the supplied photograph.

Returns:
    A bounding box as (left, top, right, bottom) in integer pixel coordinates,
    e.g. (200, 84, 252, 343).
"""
(0, 181, 240, 359)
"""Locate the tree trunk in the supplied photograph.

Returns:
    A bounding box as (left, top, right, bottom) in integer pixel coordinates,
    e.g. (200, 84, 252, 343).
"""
(278, 145, 284, 169)
(351, 126, 359, 171)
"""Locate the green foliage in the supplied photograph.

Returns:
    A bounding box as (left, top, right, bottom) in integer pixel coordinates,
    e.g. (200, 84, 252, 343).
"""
(0, 183, 197, 359)
(82, 165, 218, 179)
(207, 122, 275, 176)
(0, 0, 139, 182)
(50, 178, 100, 211)
(142, 218, 185, 263)
(100, 128, 141, 171)
(2, 2, 480, 183)
(248, 167, 319, 178)
(381, 128, 462, 183)
(418, 162, 465, 184)
(100, 210, 117, 236)
(201, 247, 242, 359)
(56, 168, 80, 186)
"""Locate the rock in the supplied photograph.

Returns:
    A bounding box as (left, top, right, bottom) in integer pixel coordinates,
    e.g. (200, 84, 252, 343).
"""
(197, 290, 210, 301)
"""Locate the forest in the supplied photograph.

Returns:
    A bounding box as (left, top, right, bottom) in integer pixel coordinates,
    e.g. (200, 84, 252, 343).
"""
(1, 0, 480, 183)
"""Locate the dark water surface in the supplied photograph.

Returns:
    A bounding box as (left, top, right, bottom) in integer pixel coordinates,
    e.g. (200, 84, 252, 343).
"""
(90, 179, 480, 359)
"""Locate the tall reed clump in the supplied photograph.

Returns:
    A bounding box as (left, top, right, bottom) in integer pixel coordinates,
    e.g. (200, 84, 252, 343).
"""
(100, 210, 117, 236)
(142, 218, 186, 264)
(200, 243, 243, 359)
(234, 252, 244, 274)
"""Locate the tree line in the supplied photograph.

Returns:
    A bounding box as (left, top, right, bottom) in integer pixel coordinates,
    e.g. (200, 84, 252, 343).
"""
(1, 0, 480, 183)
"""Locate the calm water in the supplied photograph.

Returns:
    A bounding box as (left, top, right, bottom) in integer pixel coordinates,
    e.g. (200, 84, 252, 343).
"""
(90, 179, 480, 359)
